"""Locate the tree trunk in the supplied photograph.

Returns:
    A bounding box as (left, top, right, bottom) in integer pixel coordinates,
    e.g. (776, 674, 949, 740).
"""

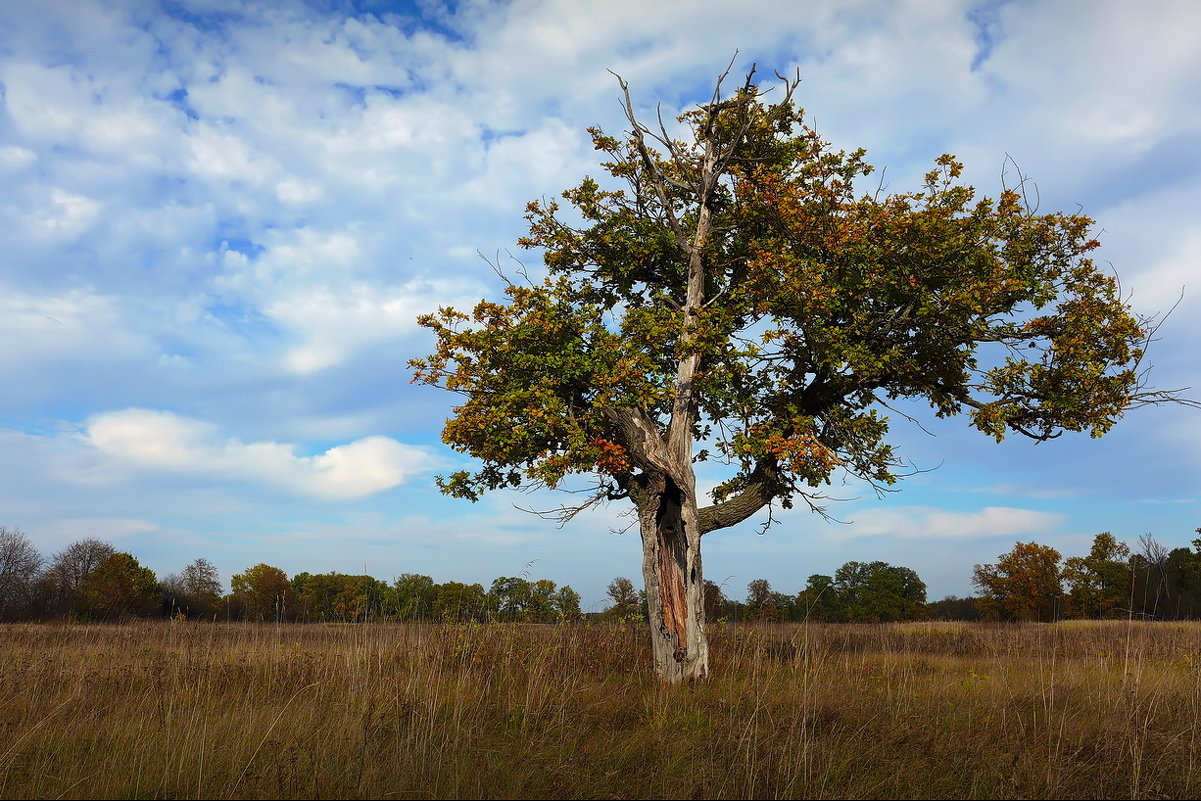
(638, 470, 708, 682)
(604, 71, 775, 682)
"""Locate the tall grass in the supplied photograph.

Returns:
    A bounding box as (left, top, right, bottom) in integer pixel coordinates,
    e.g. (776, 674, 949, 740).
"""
(1, 619, 1199, 799)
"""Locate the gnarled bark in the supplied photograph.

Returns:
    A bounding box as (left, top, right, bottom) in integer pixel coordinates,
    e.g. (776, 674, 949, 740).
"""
(637, 471, 708, 682)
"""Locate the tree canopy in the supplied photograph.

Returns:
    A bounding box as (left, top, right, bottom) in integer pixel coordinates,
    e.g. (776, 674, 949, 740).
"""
(412, 72, 1167, 523)
(410, 67, 1185, 680)
(74, 552, 160, 621)
(973, 541, 1065, 622)
(230, 563, 294, 622)
(1063, 532, 1131, 619)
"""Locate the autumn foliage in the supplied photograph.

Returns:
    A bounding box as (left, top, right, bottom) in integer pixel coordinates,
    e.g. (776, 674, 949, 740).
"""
(973, 541, 1065, 622)
(410, 68, 1176, 680)
(412, 91, 1156, 509)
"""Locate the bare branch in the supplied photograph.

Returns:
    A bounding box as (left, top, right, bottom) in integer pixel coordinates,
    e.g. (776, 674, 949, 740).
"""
(874, 396, 939, 438)
(712, 51, 740, 106)
(478, 248, 535, 288)
(511, 479, 623, 529)
(653, 106, 692, 173)
(608, 70, 690, 248)
(1001, 153, 1041, 215)
(1128, 388, 1201, 410)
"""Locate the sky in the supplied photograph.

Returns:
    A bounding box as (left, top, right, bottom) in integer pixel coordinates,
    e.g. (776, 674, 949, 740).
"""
(1, 0, 1199, 611)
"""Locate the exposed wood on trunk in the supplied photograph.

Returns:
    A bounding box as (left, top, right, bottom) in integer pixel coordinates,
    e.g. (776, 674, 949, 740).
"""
(639, 472, 707, 682)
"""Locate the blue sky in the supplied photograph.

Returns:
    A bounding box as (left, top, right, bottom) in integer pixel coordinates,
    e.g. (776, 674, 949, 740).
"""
(2, 0, 1199, 611)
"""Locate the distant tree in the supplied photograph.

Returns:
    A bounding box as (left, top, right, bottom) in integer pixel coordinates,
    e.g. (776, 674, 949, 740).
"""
(525, 579, 560, 622)
(604, 576, 643, 622)
(1063, 532, 1132, 619)
(834, 561, 927, 623)
(181, 557, 222, 604)
(229, 563, 294, 622)
(0, 526, 43, 620)
(333, 576, 389, 621)
(433, 581, 487, 621)
(43, 538, 116, 614)
(798, 574, 844, 622)
(393, 573, 438, 621)
(161, 573, 185, 614)
(702, 580, 727, 622)
(487, 576, 526, 619)
(1160, 541, 1201, 619)
(745, 578, 789, 622)
(1124, 532, 1201, 620)
(291, 572, 390, 622)
(289, 572, 326, 620)
(163, 557, 222, 618)
(555, 585, 583, 622)
(1129, 533, 1172, 618)
(973, 541, 1064, 621)
(484, 576, 579, 623)
(74, 552, 160, 620)
(488, 576, 533, 622)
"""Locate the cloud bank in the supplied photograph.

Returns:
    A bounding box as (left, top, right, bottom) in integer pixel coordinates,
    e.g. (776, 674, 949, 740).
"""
(843, 506, 1065, 541)
(84, 409, 430, 500)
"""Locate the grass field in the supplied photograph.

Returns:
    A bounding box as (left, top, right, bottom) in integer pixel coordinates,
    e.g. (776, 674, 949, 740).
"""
(2, 619, 1200, 799)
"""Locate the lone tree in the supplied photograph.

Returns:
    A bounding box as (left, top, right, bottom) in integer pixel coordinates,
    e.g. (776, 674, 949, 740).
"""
(973, 541, 1065, 622)
(411, 67, 1185, 681)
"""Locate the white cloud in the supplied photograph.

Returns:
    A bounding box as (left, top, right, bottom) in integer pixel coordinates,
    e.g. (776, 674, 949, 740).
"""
(185, 124, 278, 184)
(83, 408, 430, 500)
(26, 189, 102, 241)
(0, 63, 86, 141)
(275, 178, 324, 206)
(1128, 228, 1201, 319)
(986, 1, 1201, 148)
(264, 277, 482, 374)
(1096, 193, 1201, 316)
(840, 505, 1064, 540)
(0, 145, 36, 170)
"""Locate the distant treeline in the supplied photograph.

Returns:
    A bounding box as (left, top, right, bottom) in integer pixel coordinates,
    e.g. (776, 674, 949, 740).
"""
(0, 528, 581, 623)
(717, 530, 1201, 624)
(1, 525, 1199, 623)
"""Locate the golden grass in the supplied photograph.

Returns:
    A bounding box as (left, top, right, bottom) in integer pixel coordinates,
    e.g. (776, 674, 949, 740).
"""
(1, 620, 1200, 799)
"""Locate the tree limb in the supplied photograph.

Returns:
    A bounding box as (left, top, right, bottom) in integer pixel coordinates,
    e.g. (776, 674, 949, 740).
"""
(697, 460, 781, 534)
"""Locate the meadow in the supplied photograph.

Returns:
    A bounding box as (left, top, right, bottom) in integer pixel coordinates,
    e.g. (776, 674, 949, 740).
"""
(1, 620, 1200, 799)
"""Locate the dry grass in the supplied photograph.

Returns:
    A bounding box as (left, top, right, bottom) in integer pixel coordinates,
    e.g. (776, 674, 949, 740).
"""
(1, 619, 1200, 799)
